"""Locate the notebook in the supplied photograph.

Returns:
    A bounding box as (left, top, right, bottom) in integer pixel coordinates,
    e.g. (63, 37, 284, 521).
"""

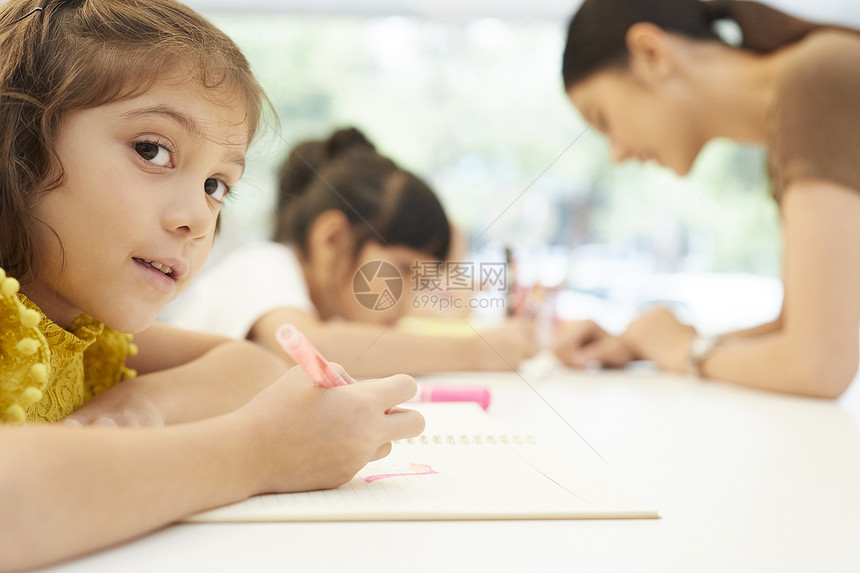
(186, 403, 658, 522)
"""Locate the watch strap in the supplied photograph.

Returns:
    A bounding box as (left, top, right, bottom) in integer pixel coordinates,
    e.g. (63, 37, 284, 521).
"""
(688, 335, 722, 377)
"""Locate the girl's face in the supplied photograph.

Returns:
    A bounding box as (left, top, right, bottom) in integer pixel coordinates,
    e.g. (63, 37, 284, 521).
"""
(339, 242, 437, 326)
(27, 78, 250, 332)
(567, 67, 708, 176)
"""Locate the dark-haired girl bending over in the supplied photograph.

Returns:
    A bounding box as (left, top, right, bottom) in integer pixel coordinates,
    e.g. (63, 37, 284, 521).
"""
(167, 128, 537, 377)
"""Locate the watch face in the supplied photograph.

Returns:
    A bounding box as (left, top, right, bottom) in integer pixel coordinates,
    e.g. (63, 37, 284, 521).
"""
(692, 336, 720, 361)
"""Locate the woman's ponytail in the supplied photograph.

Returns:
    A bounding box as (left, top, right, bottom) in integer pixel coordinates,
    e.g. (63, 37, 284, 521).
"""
(703, 0, 841, 53)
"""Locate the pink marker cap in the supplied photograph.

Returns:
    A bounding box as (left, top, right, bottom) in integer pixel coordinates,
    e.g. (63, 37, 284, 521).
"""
(420, 385, 491, 411)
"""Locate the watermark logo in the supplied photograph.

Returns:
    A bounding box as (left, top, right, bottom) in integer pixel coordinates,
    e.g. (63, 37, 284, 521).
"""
(353, 261, 404, 311)
(410, 261, 508, 312)
(353, 260, 510, 312)
(411, 262, 507, 292)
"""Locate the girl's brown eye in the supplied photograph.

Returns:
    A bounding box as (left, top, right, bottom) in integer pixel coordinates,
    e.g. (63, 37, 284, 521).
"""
(134, 141, 171, 167)
(204, 177, 230, 202)
(135, 142, 159, 161)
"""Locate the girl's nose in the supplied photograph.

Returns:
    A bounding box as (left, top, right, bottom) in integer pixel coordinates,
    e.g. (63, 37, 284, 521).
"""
(162, 181, 215, 239)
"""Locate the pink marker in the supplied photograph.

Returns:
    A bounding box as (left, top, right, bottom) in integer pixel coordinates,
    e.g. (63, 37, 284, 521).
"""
(275, 324, 347, 388)
(411, 384, 491, 411)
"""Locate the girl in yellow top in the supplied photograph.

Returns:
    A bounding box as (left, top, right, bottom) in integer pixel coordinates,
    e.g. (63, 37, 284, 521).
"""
(0, 0, 422, 569)
(553, 0, 860, 397)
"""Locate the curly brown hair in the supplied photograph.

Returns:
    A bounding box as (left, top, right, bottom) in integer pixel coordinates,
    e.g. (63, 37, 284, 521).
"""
(0, 0, 270, 283)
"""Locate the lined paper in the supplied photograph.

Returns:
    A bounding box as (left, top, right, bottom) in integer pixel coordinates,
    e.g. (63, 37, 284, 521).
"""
(186, 404, 657, 522)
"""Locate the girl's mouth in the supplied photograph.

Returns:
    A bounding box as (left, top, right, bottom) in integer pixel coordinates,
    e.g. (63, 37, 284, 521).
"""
(133, 257, 175, 278)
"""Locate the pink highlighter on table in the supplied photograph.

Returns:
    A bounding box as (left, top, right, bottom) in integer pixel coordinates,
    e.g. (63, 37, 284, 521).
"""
(274, 324, 491, 410)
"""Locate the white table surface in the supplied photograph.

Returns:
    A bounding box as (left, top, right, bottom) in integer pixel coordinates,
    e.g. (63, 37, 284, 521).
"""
(44, 357, 860, 573)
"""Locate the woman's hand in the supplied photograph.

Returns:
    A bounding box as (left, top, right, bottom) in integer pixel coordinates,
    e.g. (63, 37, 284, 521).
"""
(621, 307, 696, 373)
(553, 319, 637, 369)
(236, 364, 425, 494)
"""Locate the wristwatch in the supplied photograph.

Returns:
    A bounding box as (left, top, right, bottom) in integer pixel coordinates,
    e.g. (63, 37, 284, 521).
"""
(688, 335, 722, 377)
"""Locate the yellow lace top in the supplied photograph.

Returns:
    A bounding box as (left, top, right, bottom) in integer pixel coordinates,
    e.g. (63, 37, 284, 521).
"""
(0, 268, 137, 424)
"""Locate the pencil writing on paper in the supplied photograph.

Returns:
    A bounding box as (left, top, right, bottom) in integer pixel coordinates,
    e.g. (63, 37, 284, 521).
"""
(364, 463, 439, 483)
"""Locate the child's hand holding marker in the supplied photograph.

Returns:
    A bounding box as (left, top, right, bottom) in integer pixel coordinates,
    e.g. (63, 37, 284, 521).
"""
(277, 324, 493, 411)
(276, 324, 350, 387)
(274, 325, 481, 405)
(236, 361, 425, 492)
(233, 324, 425, 491)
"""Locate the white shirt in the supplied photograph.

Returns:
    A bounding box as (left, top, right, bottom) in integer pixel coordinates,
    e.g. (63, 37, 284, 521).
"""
(164, 242, 313, 339)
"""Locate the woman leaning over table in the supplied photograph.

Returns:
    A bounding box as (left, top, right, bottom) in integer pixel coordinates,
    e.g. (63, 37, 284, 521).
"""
(553, 0, 860, 398)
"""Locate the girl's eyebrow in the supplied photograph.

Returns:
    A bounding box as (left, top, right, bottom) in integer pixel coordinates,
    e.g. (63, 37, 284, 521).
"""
(121, 104, 246, 173)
